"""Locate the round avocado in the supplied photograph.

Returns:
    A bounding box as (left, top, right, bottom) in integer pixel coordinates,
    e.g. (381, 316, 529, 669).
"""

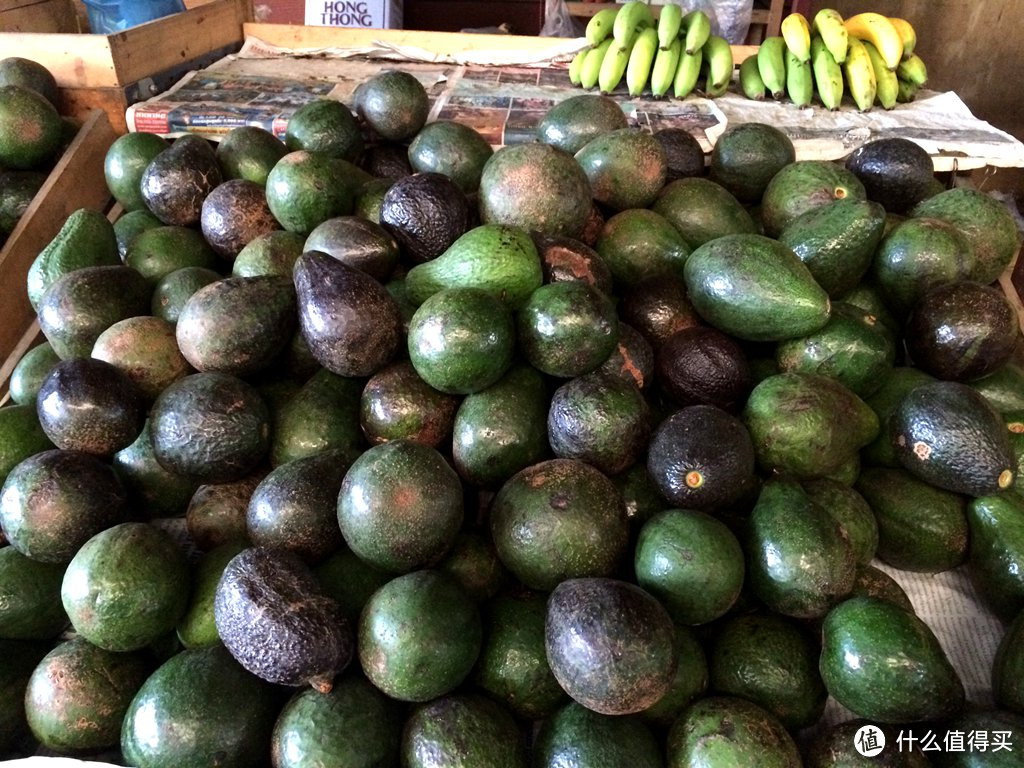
(199, 178, 280, 258)
(140, 134, 223, 227)
(284, 98, 363, 161)
(215, 124, 287, 186)
(656, 325, 751, 410)
(575, 128, 667, 211)
(534, 701, 663, 768)
(0, 546, 67, 640)
(654, 127, 706, 181)
(845, 136, 935, 213)
(402, 693, 527, 768)
(379, 171, 471, 263)
(408, 119, 494, 192)
(0, 57, 58, 106)
(304, 215, 399, 281)
(104, 132, 170, 211)
(357, 70, 429, 141)
(0, 85, 63, 170)
(536, 93, 628, 155)
(710, 121, 795, 202)
(760, 159, 867, 238)
(359, 360, 460, 446)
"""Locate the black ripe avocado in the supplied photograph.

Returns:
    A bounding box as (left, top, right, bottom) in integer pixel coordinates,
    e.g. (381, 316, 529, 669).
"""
(214, 546, 353, 690)
(140, 134, 223, 227)
(844, 136, 935, 213)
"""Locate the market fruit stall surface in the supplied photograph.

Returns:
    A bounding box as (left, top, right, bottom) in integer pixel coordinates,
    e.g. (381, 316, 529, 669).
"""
(2, 60, 1024, 767)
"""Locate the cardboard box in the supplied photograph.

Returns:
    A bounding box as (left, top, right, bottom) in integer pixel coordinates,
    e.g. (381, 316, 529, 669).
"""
(254, 0, 400, 28)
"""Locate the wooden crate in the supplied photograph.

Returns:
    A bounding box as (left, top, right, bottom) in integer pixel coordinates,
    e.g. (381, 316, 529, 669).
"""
(0, 109, 117, 400)
(0, 0, 80, 32)
(0, 0, 250, 133)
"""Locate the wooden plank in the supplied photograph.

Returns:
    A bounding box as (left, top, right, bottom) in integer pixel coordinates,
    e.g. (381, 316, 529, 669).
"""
(0, 109, 116, 366)
(0, 0, 79, 32)
(0, 0, 246, 88)
(59, 86, 131, 134)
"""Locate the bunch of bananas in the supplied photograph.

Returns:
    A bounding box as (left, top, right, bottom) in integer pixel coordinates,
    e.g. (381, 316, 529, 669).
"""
(567, 4, 733, 100)
(740, 8, 929, 111)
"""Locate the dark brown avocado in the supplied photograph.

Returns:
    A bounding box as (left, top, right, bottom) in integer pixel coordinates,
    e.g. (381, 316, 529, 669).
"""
(140, 134, 224, 227)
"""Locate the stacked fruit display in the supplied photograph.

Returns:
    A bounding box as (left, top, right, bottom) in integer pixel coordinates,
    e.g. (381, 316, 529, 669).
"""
(3, 56, 1024, 767)
(743, 9, 930, 110)
(568, 5, 732, 99)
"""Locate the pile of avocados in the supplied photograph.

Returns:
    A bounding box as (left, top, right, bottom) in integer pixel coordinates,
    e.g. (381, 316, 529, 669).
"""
(3, 65, 1024, 767)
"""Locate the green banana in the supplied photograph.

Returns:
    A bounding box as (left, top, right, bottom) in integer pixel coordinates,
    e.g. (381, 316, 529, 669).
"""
(812, 8, 848, 64)
(896, 76, 919, 103)
(785, 47, 813, 106)
(681, 9, 711, 55)
(673, 47, 702, 99)
(863, 39, 897, 109)
(613, 0, 654, 52)
(703, 34, 734, 91)
(627, 27, 659, 96)
(657, 3, 683, 50)
(568, 48, 588, 86)
(651, 36, 682, 97)
(843, 36, 877, 112)
(580, 38, 614, 90)
(810, 35, 843, 110)
(757, 35, 787, 99)
(739, 53, 766, 100)
(585, 7, 618, 47)
(896, 53, 928, 86)
(600, 36, 634, 93)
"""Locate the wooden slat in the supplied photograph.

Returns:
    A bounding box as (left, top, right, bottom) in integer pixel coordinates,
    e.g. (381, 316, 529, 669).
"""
(0, 0, 246, 88)
(0, 0, 78, 31)
(59, 86, 131, 134)
(0, 109, 116, 367)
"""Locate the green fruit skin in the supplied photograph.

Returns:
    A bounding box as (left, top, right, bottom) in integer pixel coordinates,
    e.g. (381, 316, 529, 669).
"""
(575, 128, 667, 211)
(473, 590, 567, 720)
(778, 198, 886, 296)
(113, 419, 200, 520)
(518, 281, 619, 378)
(125, 225, 219, 287)
(0, 84, 63, 170)
(402, 693, 528, 768)
(973, 364, 1024, 414)
(284, 98, 363, 161)
(271, 675, 403, 768)
(358, 569, 481, 703)
(891, 380, 1015, 498)
(856, 467, 968, 573)
(709, 612, 827, 730)
(806, 719, 932, 768)
(405, 223, 543, 310)
(61, 522, 190, 652)
(337, 440, 463, 573)
(803, 478, 879, 566)
(452, 364, 550, 489)
(640, 624, 708, 728)
(0, 404, 53, 487)
(232, 229, 305, 277)
(667, 695, 802, 768)
(651, 177, 758, 249)
(358, 70, 429, 142)
(861, 367, 937, 467)
(314, 547, 392, 621)
(684, 233, 831, 342)
(151, 266, 222, 324)
(121, 644, 280, 768)
(747, 480, 856, 619)
(408, 287, 515, 395)
(25, 637, 150, 752)
(760, 159, 867, 238)
(8, 341, 60, 406)
(489, 458, 627, 592)
(271, 369, 362, 467)
(536, 93, 628, 155)
(820, 596, 965, 723)
(113, 208, 163, 258)
(595, 207, 691, 288)
(408, 120, 494, 193)
(27, 208, 120, 311)
(850, 564, 915, 613)
(104, 132, 170, 211)
(265, 150, 356, 235)
(176, 541, 247, 648)
(0, 545, 67, 639)
(216, 125, 287, 186)
(930, 710, 1024, 768)
(967, 492, 1024, 621)
(775, 301, 895, 398)
(994, 611, 1024, 714)
(534, 701, 663, 768)
(744, 372, 879, 479)
(634, 509, 744, 626)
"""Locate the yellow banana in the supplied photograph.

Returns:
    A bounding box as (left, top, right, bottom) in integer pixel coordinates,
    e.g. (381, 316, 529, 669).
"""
(613, 0, 654, 53)
(673, 47, 702, 99)
(863, 40, 897, 109)
(651, 37, 682, 97)
(897, 53, 928, 86)
(627, 27, 658, 96)
(703, 34, 734, 91)
(812, 8, 848, 64)
(843, 36, 877, 112)
(810, 35, 843, 111)
(757, 35, 787, 99)
(844, 12, 903, 70)
(888, 17, 917, 59)
(568, 48, 588, 86)
(739, 54, 766, 100)
(897, 76, 919, 103)
(658, 3, 683, 50)
(785, 48, 812, 107)
(600, 36, 633, 93)
(781, 12, 812, 63)
(580, 38, 613, 90)
(681, 9, 711, 55)
(585, 7, 618, 47)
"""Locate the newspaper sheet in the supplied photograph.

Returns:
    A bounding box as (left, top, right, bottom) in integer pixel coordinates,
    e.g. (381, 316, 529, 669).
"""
(125, 35, 1024, 172)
